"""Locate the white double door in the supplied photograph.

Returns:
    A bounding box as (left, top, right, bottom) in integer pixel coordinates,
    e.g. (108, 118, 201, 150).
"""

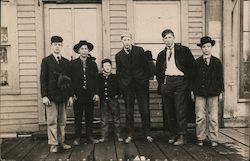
(44, 3, 102, 67)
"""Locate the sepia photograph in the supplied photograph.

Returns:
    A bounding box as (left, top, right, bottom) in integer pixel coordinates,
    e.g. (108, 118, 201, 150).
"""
(0, 0, 249, 160)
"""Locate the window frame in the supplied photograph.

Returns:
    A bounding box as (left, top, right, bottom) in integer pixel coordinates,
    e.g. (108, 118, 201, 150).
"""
(0, 0, 20, 95)
(238, 0, 250, 101)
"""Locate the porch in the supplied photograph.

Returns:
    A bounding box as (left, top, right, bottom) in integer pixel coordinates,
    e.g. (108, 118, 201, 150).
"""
(1, 127, 249, 161)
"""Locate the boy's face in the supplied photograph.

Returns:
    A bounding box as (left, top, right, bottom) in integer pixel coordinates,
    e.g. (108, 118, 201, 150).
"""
(121, 36, 132, 49)
(51, 42, 63, 54)
(78, 45, 89, 58)
(162, 33, 175, 47)
(201, 42, 212, 55)
(102, 62, 112, 74)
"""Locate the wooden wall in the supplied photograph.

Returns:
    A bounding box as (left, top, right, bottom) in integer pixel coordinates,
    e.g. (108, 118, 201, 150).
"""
(0, 0, 39, 133)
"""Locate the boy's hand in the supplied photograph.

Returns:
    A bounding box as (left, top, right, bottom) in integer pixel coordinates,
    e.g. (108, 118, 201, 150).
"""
(219, 93, 223, 101)
(42, 96, 51, 106)
(93, 94, 99, 102)
(191, 91, 195, 102)
(67, 96, 74, 106)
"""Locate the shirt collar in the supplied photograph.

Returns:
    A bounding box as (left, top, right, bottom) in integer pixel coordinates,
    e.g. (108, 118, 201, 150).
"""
(124, 45, 132, 54)
(80, 56, 87, 62)
(166, 44, 175, 50)
(203, 54, 212, 59)
(53, 53, 61, 60)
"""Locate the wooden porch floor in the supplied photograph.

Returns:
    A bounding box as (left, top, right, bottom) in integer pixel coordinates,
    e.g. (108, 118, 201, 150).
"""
(1, 128, 249, 161)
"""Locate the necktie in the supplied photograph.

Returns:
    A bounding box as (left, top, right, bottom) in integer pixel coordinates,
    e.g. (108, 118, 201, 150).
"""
(56, 56, 60, 64)
(204, 58, 209, 65)
(167, 48, 173, 61)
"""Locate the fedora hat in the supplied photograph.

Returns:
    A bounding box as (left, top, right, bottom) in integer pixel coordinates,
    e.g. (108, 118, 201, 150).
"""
(73, 40, 94, 53)
(197, 36, 216, 47)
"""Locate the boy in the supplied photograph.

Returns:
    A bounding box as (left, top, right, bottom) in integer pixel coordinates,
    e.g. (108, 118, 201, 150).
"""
(191, 36, 224, 147)
(70, 40, 99, 145)
(98, 59, 123, 142)
(40, 36, 73, 152)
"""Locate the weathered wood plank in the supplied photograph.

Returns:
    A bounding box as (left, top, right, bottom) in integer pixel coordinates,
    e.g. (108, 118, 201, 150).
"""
(0, 119, 38, 125)
(110, 4, 126, 11)
(134, 138, 166, 160)
(94, 139, 117, 160)
(17, 17, 35, 24)
(0, 107, 37, 113)
(17, 24, 36, 30)
(20, 69, 37, 76)
(17, 11, 35, 18)
(3, 138, 39, 160)
(188, 0, 202, 5)
(110, 23, 127, 29)
(0, 100, 38, 107)
(44, 142, 72, 161)
(110, 17, 127, 23)
(0, 113, 38, 119)
(17, 5, 35, 12)
(0, 94, 37, 101)
(19, 63, 37, 69)
(217, 132, 249, 161)
(116, 141, 141, 161)
(17, 0, 35, 5)
(189, 5, 202, 11)
(19, 56, 37, 63)
(189, 32, 203, 38)
(110, 11, 127, 17)
(18, 30, 36, 37)
(20, 82, 38, 88)
(188, 11, 203, 18)
(70, 143, 94, 160)
(189, 27, 203, 32)
(1, 138, 25, 157)
(234, 128, 249, 136)
(155, 135, 195, 161)
(189, 17, 203, 23)
(20, 76, 37, 82)
(18, 37, 36, 43)
(110, 0, 126, 5)
(189, 22, 203, 28)
(22, 139, 50, 161)
(220, 128, 249, 146)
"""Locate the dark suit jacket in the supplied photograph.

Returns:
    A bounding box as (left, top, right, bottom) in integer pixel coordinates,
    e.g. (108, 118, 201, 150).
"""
(191, 56, 224, 96)
(40, 54, 72, 102)
(70, 57, 98, 102)
(115, 45, 150, 90)
(156, 44, 195, 89)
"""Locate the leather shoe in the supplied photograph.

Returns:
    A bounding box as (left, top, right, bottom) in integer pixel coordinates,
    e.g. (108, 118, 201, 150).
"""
(87, 137, 99, 144)
(211, 141, 218, 147)
(197, 140, 203, 146)
(173, 135, 185, 146)
(146, 136, 153, 143)
(168, 136, 177, 144)
(50, 145, 58, 153)
(73, 138, 80, 146)
(125, 136, 132, 144)
(60, 143, 71, 149)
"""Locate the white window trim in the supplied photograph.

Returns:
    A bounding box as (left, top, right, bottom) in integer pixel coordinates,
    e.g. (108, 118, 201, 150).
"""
(0, 1, 20, 95)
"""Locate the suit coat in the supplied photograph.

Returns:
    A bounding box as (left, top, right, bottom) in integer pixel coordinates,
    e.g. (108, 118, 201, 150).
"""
(191, 56, 224, 96)
(40, 54, 72, 102)
(156, 44, 195, 88)
(115, 45, 150, 90)
(70, 57, 98, 103)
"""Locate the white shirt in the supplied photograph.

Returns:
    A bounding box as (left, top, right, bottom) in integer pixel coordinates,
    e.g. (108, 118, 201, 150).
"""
(52, 53, 61, 63)
(165, 45, 184, 76)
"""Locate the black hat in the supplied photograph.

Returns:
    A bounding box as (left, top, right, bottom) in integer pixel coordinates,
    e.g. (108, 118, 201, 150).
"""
(145, 50, 155, 61)
(51, 36, 63, 44)
(197, 36, 216, 47)
(101, 58, 112, 66)
(73, 40, 94, 53)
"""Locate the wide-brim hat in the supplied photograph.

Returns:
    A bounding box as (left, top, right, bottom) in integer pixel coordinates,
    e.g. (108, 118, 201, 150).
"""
(73, 40, 94, 53)
(197, 36, 216, 47)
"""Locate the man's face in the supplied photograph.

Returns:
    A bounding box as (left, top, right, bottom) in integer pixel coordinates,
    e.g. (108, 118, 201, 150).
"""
(121, 36, 132, 49)
(51, 42, 63, 54)
(201, 43, 212, 55)
(162, 33, 175, 47)
(102, 62, 112, 74)
(78, 45, 89, 58)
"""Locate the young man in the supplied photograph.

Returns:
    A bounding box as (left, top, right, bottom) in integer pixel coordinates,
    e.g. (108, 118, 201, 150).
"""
(40, 36, 73, 152)
(70, 40, 99, 145)
(191, 36, 224, 147)
(98, 59, 123, 143)
(115, 32, 153, 143)
(156, 29, 194, 146)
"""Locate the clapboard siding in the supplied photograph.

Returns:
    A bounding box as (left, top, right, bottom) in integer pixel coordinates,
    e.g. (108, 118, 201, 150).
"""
(0, 0, 39, 133)
(188, 0, 204, 57)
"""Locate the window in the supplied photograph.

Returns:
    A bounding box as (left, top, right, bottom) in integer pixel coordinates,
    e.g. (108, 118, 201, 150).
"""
(0, 1, 20, 94)
(239, 0, 250, 99)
